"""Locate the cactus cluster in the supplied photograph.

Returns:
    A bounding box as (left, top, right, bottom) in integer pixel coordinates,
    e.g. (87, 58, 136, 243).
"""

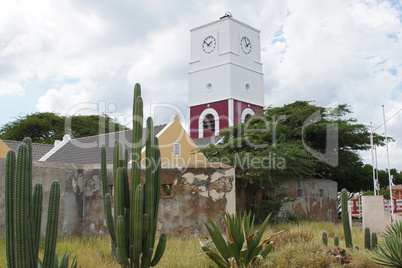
(321, 189, 353, 248)
(5, 137, 61, 268)
(321, 190, 378, 253)
(364, 227, 378, 250)
(101, 83, 166, 267)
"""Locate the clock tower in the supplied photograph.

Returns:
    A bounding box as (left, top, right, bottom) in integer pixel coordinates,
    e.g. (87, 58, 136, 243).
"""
(189, 14, 264, 139)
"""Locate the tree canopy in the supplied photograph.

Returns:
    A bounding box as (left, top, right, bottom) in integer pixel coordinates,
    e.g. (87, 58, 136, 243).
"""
(201, 101, 387, 191)
(0, 112, 127, 144)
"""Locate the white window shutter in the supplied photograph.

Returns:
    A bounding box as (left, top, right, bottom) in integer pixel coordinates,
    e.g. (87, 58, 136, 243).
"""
(173, 142, 181, 156)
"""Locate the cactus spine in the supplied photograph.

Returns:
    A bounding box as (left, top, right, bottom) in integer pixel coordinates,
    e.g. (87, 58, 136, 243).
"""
(5, 137, 61, 268)
(101, 83, 167, 267)
(341, 189, 353, 248)
(322, 231, 328, 246)
(334, 235, 339, 247)
(371, 232, 378, 250)
(364, 227, 371, 250)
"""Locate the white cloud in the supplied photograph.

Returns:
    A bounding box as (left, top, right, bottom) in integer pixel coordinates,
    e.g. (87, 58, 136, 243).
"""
(37, 80, 99, 113)
(255, 0, 402, 170)
(1, 0, 402, 171)
(0, 81, 24, 97)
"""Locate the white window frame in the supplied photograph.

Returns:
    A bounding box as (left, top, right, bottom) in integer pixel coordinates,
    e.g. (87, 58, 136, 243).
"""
(173, 142, 181, 157)
(241, 108, 255, 123)
(198, 108, 220, 138)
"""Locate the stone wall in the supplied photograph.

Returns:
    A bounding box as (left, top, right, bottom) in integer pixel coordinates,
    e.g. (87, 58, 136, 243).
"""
(280, 179, 338, 221)
(236, 178, 338, 222)
(0, 159, 235, 237)
(156, 165, 235, 235)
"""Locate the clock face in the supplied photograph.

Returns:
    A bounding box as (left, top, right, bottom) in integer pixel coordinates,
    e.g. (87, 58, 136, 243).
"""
(240, 36, 251, 54)
(202, 36, 216, 54)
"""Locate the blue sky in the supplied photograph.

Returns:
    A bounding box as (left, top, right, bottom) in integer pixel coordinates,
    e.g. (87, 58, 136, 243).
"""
(1, 0, 402, 170)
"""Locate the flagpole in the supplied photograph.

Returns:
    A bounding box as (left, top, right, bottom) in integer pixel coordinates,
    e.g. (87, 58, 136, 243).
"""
(370, 122, 377, 195)
(382, 105, 394, 223)
(375, 146, 379, 194)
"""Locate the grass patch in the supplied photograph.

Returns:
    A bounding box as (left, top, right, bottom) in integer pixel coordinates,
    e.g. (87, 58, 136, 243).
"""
(0, 220, 382, 267)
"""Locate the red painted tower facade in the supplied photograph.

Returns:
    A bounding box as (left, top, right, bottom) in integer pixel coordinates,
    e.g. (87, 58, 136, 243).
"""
(188, 15, 264, 139)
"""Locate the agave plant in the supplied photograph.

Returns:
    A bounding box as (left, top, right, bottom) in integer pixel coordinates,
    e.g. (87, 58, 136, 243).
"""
(38, 252, 77, 268)
(200, 212, 282, 267)
(373, 221, 402, 267)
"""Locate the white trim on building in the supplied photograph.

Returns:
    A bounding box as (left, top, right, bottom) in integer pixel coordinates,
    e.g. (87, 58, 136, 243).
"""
(198, 108, 220, 138)
(241, 108, 255, 123)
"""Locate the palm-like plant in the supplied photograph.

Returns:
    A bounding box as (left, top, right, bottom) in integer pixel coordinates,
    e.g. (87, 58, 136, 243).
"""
(200, 212, 282, 267)
(373, 221, 402, 267)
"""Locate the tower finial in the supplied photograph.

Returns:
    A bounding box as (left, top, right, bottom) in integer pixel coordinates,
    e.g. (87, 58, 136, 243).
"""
(220, 12, 232, 19)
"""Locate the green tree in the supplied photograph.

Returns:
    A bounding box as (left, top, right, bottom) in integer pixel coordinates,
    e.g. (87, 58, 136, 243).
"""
(372, 167, 402, 190)
(362, 165, 402, 196)
(0, 112, 127, 144)
(201, 101, 387, 191)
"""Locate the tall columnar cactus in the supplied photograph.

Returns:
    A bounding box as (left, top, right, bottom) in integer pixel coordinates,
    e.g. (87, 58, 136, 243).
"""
(364, 227, 371, 250)
(101, 83, 167, 267)
(5, 137, 61, 268)
(322, 231, 328, 246)
(341, 189, 353, 248)
(5, 149, 16, 268)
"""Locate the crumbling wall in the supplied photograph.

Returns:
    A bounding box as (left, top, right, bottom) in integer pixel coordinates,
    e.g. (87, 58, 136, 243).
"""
(0, 159, 235, 237)
(156, 165, 235, 236)
(236, 178, 338, 222)
(0, 160, 85, 236)
(280, 179, 338, 221)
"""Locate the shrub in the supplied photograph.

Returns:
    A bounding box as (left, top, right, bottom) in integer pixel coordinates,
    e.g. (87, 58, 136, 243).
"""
(249, 196, 283, 224)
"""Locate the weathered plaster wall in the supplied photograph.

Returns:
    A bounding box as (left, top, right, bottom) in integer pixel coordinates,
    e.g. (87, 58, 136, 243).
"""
(280, 179, 338, 221)
(0, 159, 235, 237)
(236, 178, 338, 222)
(155, 165, 235, 235)
(0, 160, 87, 236)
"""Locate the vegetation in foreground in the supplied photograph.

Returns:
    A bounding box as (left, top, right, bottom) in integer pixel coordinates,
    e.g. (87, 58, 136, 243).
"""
(100, 83, 167, 267)
(373, 220, 402, 267)
(0, 220, 383, 268)
(5, 137, 63, 268)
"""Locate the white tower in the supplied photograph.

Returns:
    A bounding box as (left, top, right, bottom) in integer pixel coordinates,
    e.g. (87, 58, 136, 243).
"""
(188, 14, 264, 139)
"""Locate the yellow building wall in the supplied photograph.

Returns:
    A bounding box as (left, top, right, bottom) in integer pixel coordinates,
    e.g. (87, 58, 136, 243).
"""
(0, 139, 10, 158)
(141, 115, 207, 166)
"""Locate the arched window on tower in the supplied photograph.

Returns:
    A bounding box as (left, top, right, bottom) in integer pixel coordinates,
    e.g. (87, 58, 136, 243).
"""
(203, 114, 215, 133)
(244, 114, 252, 123)
(241, 108, 256, 123)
